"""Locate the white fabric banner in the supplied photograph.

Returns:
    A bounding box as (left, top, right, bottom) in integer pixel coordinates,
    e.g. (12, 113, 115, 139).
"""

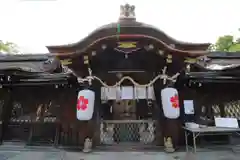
(121, 86, 134, 99)
(101, 86, 155, 100)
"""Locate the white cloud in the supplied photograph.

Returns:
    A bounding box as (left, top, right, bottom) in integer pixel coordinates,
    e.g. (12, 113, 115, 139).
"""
(0, 0, 239, 53)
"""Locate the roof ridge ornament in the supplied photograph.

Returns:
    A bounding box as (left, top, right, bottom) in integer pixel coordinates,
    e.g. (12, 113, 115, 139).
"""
(119, 3, 136, 21)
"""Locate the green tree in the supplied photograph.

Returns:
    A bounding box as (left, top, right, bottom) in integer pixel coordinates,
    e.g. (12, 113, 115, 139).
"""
(208, 44, 216, 51)
(214, 35, 234, 51)
(229, 43, 240, 51)
(212, 29, 240, 52)
(0, 40, 19, 53)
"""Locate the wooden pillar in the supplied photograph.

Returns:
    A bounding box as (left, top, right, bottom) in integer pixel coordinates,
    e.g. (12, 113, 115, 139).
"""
(0, 89, 12, 144)
(153, 81, 177, 152)
(153, 81, 165, 147)
(92, 80, 101, 146)
(77, 80, 101, 152)
(153, 102, 163, 146)
(163, 118, 180, 152)
(153, 80, 184, 152)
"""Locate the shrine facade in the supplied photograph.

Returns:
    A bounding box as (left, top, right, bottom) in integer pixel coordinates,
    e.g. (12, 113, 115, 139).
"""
(0, 4, 240, 152)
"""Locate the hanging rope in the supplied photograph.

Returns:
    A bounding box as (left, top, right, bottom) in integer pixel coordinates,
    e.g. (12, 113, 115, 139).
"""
(77, 73, 180, 87)
(74, 66, 180, 87)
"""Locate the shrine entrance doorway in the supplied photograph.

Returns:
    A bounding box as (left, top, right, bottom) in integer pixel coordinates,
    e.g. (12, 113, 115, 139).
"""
(99, 86, 163, 148)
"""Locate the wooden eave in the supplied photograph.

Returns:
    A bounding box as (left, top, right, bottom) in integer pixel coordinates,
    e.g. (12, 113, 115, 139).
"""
(47, 21, 210, 57)
(48, 34, 209, 58)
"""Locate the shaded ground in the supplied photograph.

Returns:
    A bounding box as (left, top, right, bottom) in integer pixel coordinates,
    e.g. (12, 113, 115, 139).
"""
(0, 145, 239, 160)
(0, 150, 239, 160)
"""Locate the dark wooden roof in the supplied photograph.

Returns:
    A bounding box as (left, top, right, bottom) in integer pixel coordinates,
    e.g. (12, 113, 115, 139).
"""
(207, 51, 240, 58)
(0, 52, 240, 86)
(1, 52, 239, 71)
(0, 54, 62, 73)
(186, 70, 240, 84)
(47, 20, 210, 54)
(0, 53, 75, 86)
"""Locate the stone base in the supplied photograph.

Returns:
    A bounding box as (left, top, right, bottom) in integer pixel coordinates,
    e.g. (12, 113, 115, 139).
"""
(164, 147, 175, 153)
(164, 137, 175, 153)
(82, 138, 92, 153)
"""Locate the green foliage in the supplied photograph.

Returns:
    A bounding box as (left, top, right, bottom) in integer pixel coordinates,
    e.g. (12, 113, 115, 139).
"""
(215, 35, 234, 51)
(212, 29, 240, 52)
(0, 40, 19, 54)
(207, 44, 216, 51)
(229, 43, 240, 52)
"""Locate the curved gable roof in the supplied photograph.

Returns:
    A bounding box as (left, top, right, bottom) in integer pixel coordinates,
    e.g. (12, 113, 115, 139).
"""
(47, 4, 210, 53)
(47, 20, 210, 53)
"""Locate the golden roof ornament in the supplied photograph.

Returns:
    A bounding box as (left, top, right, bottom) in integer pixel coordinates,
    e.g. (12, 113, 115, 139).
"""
(119, 4, 136, 20)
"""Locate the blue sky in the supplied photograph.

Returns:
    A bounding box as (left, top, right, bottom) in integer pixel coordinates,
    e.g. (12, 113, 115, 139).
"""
(0, 0, 240, 53)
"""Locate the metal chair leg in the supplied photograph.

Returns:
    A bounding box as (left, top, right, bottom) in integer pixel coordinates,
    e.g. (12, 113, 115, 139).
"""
(54, 124, 59, 148)
(27, 124, 33, 145)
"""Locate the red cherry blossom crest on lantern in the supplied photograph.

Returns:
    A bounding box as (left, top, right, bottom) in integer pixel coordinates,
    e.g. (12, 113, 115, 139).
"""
(77, 96, 88, 111)
(170, 94, 179, 108)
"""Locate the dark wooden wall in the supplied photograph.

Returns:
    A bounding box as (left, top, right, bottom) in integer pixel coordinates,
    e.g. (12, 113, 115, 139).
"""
(1, 81, 240, 148)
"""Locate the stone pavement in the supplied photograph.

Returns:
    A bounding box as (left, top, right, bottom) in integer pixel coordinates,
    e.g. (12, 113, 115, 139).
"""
(0, 144, 239, 160)
(0, 150, 239, 160)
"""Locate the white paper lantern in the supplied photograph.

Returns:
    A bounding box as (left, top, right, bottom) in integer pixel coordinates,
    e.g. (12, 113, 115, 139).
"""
(161, 88, 180, 119)
(76, 89, 95, 121)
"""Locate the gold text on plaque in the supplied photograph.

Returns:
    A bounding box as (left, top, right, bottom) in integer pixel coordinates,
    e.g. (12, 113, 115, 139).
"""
(184, 58, 197, 64)
(117, 42, 137, 48)
(60, 59, 72, 65)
